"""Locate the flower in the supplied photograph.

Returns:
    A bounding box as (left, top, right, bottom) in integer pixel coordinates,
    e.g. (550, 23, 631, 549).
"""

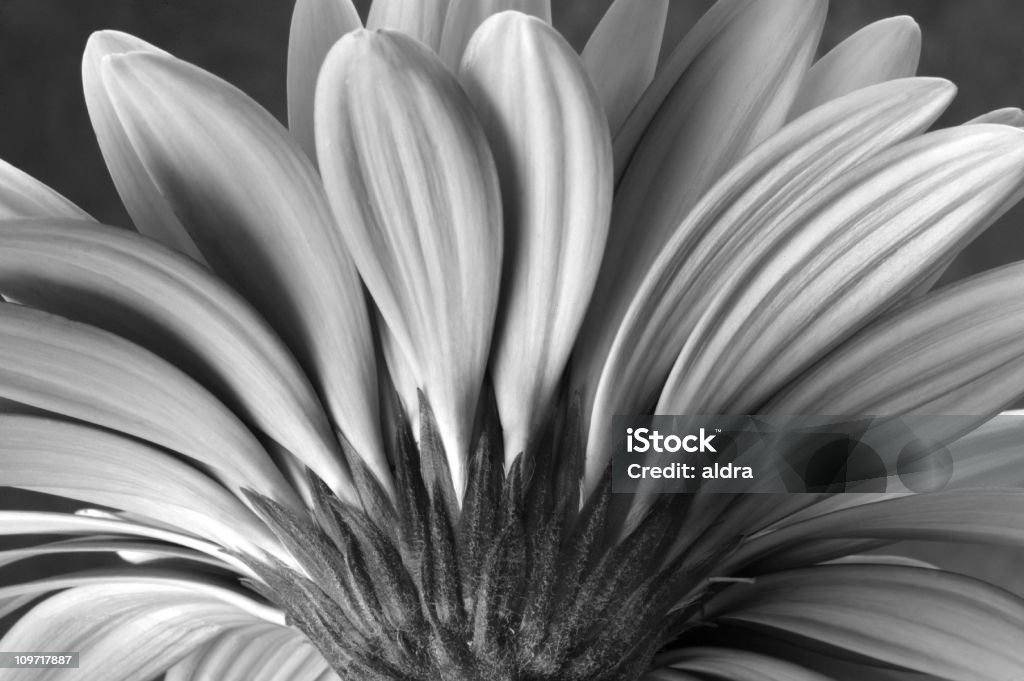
(3, 0, 1024, 680)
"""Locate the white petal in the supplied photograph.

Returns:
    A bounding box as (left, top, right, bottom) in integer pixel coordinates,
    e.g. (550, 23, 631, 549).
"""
(0, 538, 225, 572)
(0, 582, 271, 681)
(663, 647, 834, 681)
(0, 219, 351, 500)
(316, 30, 503, 496)
(0, 415, 282, 559)
(789, 16, 921, 119)
(582, 78, 955, 490)
(658, 125, 1024, 416)
(968, 107, 1024, 126)
(166, 625, 334, 681)
(705, 565, 1024, 681)
(98, 49, 388, 489)
(0, 302, 300, 510)
(581, 0, 668, 134)
(576, 0, 827, 445)
(287, 0, 361, 160)
(0, 159, 91, 220)
(440, 0, 550, 69)
(460, 12, 612, 460)
(767, 262, 1024, 415)
(367, 0, 449, 50)
(83, 31, 204, 260)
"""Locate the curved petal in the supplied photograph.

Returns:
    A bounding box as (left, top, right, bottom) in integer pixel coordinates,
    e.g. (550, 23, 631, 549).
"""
(968, 107, 1024, 126)
(367, 0, 449, 51)
(83, 31, 203, 260)
(658, 124, 1024, 416)
(789, 16, 921, 120)
(661, 647, 835, 681)
(0, 538, 226, 572)
(0, 219, 350, 500)
(287, 0, 361, 161)
(581, 0, 668, 134)
(165, 624, 334, 681)
(0, 582, 269, 681)
(0, 415, 282, 558)
(316, 30, 503, 496)
(460, 13, 612, 460)
(582, 77, 955, 488)
(440, 0, 550, 70)
(575, 0, 826, 440)
(97, 49, 387, 489)
(0, 159, 90, 220)
(767, 262, 1024, 415)
(705, 565, 1024, 681)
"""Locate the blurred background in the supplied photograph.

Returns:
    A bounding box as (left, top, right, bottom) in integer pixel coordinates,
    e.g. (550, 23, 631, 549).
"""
(2, 0, 1024, 624)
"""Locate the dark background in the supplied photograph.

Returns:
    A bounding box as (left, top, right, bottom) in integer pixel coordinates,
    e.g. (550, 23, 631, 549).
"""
(1, 0, 1024, 610)
(2, 1, 1024, 282)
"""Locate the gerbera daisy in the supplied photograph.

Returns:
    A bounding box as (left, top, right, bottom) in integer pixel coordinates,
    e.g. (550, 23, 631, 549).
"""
(2, 1, 1024, 680)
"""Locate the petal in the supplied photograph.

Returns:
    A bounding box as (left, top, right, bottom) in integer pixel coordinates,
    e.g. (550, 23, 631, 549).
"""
(705, 565, 1024, 681)
(0, 582, 269, 681)
(968, 107, 1024, 126)
(788, 16, 921, 120)
(0, 219, 352, 500)
(581, 0, 668, 134)
(367, 0, 449, 50)
(440, 0, 551, 70)
(732, 491, 1024, 570)
(166, 625, 334, 681)
(0, 538, 226, 572)
(767, 262, 1024, 415)
(0, 303, 303, 511)
(83, 31, 204, 260)
(460, 13, 612, 459)
(0, 415, 281, 558)
(661, 648, 835, 681)
(287, 0, 361, 161)
(316, 30, 503, 496)
(612, 0, 825, 180)
(0, 160, 91, 220)
(0, 511, 246, 574)
(98, 49, 387, 488)
(658, 125, 1024, 416)
(575, 0, 826, 441)
(582, 78, 955, 488)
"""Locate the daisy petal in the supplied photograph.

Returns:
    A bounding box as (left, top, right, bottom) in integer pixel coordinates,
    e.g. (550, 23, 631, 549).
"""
(0, 219, 352, 500)
(0, 302, 300, 510)
(316, 30, 502, 496)
(98, 49, 387, 487)
(968, 107, 1024, 126)
(0, 582, 267, 681)
(166, 625, 334, 681)
(583, 78, 954, 484)
(662, 647, 834, 681)
(788, 16, 921, 120)
(658, 124, 1024, 416)
(576, 0, 826, 440)
(767, 262, 1024, 415)
(460, 12, 612, 460)
(0, 415, 281, 558)
(367, 0, 449, 51)
(83, 31, 203, 260)
(0, 538, 225, 572)
(0, 160, 90, 219)
(287, 0, 361, 160)
(613, 0, 825, 180)
(581, 0, 668, 134)
(440, 0, 551, 70)
(705, 565, 1024, 681)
